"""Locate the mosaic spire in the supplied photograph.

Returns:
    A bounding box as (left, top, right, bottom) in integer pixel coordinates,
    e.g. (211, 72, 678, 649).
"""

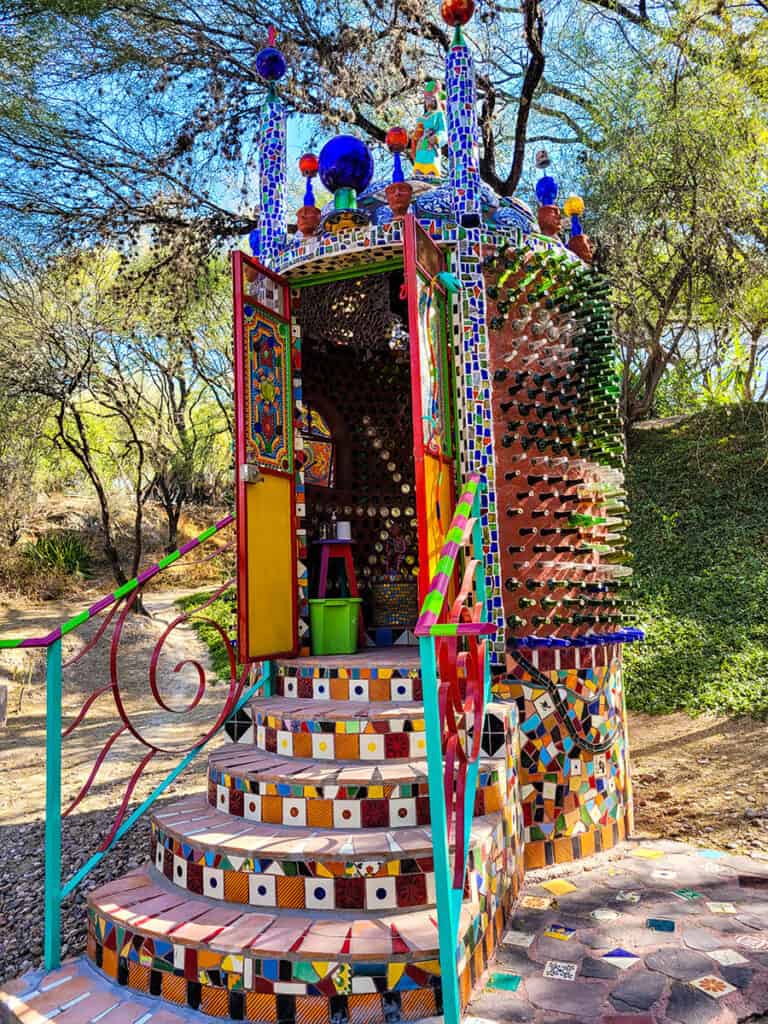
(254, 27, 288, 264)
(444, 15, 482, 227)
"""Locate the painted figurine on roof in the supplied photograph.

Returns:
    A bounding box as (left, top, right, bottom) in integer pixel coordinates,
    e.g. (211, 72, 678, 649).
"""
(410, 79, 447, 177)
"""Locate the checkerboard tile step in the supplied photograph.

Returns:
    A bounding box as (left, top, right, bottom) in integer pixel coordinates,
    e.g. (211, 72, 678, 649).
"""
(0, 959, 195, 1024)
(224, 698, 428, 762)
(206, 745, 505, 827)
(151, 794, 506, 911)
(88, 866, 478, 963)
(273, 660, 423, 704)
(83, 864, 509, 1020)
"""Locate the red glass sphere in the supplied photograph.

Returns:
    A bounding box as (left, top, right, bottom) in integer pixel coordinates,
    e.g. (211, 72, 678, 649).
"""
(441, 0, 475, 25)
(386, 127, 409, 153)
(298, 152, 319, 177)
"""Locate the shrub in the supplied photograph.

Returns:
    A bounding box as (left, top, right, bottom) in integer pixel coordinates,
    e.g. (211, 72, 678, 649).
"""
(23, 531, 92, 577)
(176, 587, 237, 681)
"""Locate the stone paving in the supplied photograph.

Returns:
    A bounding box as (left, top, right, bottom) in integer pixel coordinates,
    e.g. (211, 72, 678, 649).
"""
(467, 839, 768, 1024)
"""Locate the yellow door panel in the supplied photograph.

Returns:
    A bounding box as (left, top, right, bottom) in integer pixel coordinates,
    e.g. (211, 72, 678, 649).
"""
(245, 473, 297, 659)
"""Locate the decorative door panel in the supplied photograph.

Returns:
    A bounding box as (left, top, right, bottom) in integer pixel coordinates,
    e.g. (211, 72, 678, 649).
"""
(403, 215, 458, 604)
(232, 250, 298, 661)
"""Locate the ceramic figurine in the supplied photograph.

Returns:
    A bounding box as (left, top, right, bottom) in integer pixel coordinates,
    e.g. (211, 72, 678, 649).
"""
(410, 80, 447, 177)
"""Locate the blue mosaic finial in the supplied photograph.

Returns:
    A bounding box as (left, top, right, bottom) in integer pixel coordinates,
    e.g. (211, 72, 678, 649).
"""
(255, 26, 288, 263)
(256, 26, 287, 93)
(535, 175, 558, 206)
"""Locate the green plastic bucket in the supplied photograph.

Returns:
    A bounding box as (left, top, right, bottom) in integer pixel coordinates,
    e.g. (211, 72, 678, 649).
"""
(309, 598, 362, 656)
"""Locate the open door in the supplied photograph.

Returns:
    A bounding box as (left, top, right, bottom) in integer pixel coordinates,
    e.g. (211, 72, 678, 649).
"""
(403, 215, 458, 605)
(232, 251, 298, 662)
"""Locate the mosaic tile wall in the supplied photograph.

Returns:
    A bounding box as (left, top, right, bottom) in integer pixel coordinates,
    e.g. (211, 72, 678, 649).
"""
(451, 227, 505, 661)
(492, 643, 632, 870)
(151, 815, 504, 913)
(289, 289, 309, 653)
(257, 95, 287, 266)
(206, 757, 505, 829)
(446, 33, 482, 226)
(272, 662, 423, 702)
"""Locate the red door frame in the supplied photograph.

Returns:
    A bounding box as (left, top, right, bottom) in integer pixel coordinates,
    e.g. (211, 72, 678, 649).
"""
(403, 214, 457, 606)
(232, 249, 299, 662)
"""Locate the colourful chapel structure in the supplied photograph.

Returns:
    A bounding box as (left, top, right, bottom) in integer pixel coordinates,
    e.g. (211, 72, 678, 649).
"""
(11, 6, 642, 1024)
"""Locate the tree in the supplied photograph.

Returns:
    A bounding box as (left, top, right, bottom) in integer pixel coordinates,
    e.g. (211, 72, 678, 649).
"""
(0, 394, 47, 546)
(109, 256, 234, 548)
(578, 42, 768, 421)
(0, 244, 232, 581)
(2, 0, 766, 427)
(0, 0, 607, 261)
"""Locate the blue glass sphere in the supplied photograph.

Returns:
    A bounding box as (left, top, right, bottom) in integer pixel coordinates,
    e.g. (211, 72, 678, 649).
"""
(535, 174, 558, 206)
(318, 136, 374, 194)
(256, 46, 287, 82)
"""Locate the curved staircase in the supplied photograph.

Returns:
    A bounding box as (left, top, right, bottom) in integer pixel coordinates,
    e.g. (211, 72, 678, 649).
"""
(83, 656, 524, 1023)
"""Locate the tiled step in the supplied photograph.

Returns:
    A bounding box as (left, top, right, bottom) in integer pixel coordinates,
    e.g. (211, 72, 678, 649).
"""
(86, 866, 509, 1022)
(224, 698, 427, 761)
(205, 745, 504, 827)
(273, 659, 422, 703)
(0, 958, 197, 1024)
(151, 794, 507, 912)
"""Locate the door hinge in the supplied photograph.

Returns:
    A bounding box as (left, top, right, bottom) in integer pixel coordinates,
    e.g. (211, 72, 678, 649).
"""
(241, 463, 264, 483)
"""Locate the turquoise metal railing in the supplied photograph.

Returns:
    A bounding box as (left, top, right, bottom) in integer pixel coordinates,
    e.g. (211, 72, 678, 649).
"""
(0, 515, 269, 971)
(414, 474, 498, 1024)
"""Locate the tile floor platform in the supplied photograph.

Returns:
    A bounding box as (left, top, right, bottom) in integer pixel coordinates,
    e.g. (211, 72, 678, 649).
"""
(466, 838, 768, 1023)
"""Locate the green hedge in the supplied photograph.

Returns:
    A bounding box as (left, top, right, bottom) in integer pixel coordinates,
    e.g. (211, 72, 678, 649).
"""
(624, 404, 768, 715)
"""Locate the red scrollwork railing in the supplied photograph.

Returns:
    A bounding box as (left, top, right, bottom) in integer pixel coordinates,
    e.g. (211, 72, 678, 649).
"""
(0, 513, 270, 972)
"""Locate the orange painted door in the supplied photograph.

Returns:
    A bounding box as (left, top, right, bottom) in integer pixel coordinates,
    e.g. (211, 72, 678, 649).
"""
(403, 215, 458, 605)
(232, 251, 298, 662)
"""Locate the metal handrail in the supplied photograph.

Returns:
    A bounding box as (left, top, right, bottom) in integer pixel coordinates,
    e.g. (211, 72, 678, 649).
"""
(0, 514, 270, 971)
(415, 473, 498, 1024)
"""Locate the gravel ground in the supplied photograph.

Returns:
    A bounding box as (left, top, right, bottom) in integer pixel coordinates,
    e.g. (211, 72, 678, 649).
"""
(1, 798, 157, 981)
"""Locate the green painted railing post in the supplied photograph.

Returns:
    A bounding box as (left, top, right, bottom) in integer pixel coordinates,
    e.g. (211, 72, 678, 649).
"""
(44, 638, 63, 970)
(420, 634, 462, 1024)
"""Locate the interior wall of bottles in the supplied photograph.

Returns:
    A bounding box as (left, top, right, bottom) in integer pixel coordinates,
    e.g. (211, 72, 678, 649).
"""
(483, 246, 631, 643)
(301, 333, 420, 624)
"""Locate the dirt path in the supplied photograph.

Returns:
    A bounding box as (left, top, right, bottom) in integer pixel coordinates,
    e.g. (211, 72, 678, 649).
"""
(630, 711, 768, 857)
(0, 588, 234, 828)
